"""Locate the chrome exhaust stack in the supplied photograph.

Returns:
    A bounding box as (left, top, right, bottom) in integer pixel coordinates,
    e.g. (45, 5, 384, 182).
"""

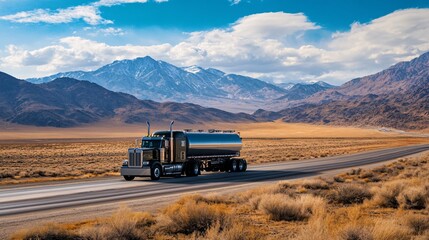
(146, 121, 150, 136)
(170, 121, 174, 162)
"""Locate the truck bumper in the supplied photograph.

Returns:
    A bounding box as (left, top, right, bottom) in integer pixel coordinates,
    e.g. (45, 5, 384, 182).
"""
(120, 166, 151, 177)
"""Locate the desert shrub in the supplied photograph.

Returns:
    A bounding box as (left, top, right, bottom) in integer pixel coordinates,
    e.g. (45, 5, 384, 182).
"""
(248, 196, 262, 210)
(398, 187, 427, 210)
(424, 183, 429, 197)
(367, 176, 381, 182)
(405, 214, 429, 235)
(340, 225, 373, 240)
(293, 212, 332, 240)
(359, 171, 374, 179)
(273, 181, 297, 195)
(302, 179, 330, 190)
(134, 212, 156, 228)
(79, 206, 153, 240)
(79, 225, 110, 240)
(0, 171, 16, 179)
(349, 168, 362, 176)
(161, 195, 231, 234)
(371, 181, 404, 208)
(334, 176, 345, 183)
(106, 207, 141, 240)
(14, 223, 80, 240)
(372, 219, 410, 240)
(373, 166, 388, 174)
(203, 221, 264, 240)
(334, 184, 372, 205)
(395, 164, 405, 170)
(258, 194, 325, 221)
(190, 194, 233, 205)
(107, 206, 152, 240)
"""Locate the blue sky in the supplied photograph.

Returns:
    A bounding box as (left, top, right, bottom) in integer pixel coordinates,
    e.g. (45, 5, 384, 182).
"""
(1, 0, 429, 84)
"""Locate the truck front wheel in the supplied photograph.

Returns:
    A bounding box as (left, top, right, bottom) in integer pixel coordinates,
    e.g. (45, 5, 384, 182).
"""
(151, 163, 162, 180)
(123, 176, 135, 181)
(186, 161, 200, 177)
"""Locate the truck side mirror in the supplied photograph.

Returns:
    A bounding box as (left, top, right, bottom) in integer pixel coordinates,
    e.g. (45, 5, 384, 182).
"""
(164, 140, 169, 148)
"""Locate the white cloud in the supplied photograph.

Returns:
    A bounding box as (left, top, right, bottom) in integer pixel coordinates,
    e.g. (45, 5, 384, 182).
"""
(1, 9, 429, 85)
(84, 27, 125, 36)
(0, 5, 110, 25)
(327, 8, 429, 69)
(229, 0, 241, 5)
(168, 12, 320, 70)
(232, 12, 320, 39)
(94, 0, 148, 7)
(0, 0, 167, 25)
(1, 37, 172, 75)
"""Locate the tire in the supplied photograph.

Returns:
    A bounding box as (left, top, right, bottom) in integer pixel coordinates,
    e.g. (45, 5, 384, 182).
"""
(186, 161, 200, 177)
(242, 159, 247, 172)
(123, 175, 135, 181)
(150, 163, 162, 180)
(230, 159, 238, 172)
(237, 159, 245, 172)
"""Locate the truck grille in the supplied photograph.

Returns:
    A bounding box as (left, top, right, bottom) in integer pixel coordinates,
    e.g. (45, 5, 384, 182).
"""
(128, 148, 143, 167)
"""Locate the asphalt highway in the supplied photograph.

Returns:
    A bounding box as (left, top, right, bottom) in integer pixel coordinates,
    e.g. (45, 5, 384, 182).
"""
(1, 144, 429, 218)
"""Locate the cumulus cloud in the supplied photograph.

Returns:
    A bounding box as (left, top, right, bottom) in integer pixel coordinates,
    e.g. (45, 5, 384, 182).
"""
(169, 12, 320, 71)
(1, 37, 172, 74)
(327, 8, 429, 68)
(1, 9, 429, 84)
(0, 0, 167, 25)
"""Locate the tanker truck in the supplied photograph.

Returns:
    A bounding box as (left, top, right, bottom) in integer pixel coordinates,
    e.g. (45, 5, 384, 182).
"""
(120, 121, 247, 180)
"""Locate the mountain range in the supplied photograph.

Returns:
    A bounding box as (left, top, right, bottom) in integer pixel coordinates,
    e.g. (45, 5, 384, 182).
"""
(0, 72, 256, 127)
(276, 81, 335, 101)
(259, 52, 429, 129)
(3, 51, 429, 130)
(27, 57, 333, 113)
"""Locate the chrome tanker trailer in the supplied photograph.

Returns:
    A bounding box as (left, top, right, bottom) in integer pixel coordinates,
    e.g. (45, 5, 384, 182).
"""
(121, 121, 247, 180)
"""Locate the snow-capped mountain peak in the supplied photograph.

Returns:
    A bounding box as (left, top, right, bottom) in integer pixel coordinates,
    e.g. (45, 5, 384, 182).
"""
(27, 56, 287, 113)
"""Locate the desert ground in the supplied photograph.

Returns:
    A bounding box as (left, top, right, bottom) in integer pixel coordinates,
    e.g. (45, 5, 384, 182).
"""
(0, 120, 421, 140)
(2, 121, 429, 240)
(11, 149, 429, 240)
(1, 122, 428, 184)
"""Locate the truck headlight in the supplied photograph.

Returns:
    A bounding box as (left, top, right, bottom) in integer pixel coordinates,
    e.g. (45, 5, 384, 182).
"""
(122, 160, 128, 166)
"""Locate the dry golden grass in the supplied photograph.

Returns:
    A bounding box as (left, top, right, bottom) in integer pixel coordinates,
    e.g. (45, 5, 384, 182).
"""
(258, 194, 326, 221)
(12, 152, 429, 240)
(159, 195, 232, 235)
(1, 137, 427, 184)
(1, 121, 428, 184)
(332, 183, 372, 205)
(241, 137, 428, 164)
(0, 139, 136, 184)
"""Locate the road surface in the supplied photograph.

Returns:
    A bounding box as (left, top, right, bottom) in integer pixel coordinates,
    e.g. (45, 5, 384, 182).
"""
(1, 144, 429, 238)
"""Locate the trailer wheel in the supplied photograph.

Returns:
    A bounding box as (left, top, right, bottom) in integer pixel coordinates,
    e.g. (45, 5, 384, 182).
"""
(237, 159, 245, 172)
(150, 163, 162, 180)
(230, 159, 238, 172)
(186, 161, 200, 177)
(123, 176, 135, 181)
(242, 159, 247, 172)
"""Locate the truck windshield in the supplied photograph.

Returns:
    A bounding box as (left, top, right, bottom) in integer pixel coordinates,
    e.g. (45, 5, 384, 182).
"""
(141, 140, 161, 148)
